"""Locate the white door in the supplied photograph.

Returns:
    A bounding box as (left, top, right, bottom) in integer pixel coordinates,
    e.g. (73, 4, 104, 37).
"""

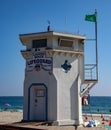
(34, 87, 46, 120)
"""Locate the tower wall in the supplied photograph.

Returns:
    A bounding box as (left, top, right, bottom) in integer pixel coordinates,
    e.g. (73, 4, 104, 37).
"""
(52, 54, 83, 125)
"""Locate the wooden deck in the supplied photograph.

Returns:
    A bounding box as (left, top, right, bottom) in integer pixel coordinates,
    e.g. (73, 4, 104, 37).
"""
(0, 122, 105, 130)
(0, 121, 47, 130)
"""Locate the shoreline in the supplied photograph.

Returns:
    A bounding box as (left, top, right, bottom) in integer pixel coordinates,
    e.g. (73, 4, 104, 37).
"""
(83, 113, 111, 117)
(1, 109, 111, 117)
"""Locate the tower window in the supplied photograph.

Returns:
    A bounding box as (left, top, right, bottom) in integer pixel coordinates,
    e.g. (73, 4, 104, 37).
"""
(32, 39, 47, 48)
(59, 39, 73, 47)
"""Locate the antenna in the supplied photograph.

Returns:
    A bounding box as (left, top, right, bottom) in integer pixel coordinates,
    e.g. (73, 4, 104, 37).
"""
(77, 27, 80, 34)
(47, 20, 50, 31)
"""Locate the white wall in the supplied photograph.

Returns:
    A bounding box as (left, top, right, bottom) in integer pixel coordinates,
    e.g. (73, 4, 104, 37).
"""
(53, 54, 83, 125)
(23, 64, 58, 121)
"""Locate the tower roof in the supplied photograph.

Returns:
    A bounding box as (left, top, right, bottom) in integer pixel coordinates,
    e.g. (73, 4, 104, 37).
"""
(19, 31, 86, 45)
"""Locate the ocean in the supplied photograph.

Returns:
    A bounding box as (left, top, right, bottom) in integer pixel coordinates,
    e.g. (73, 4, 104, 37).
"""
(82, 96, 111, 114)
(0, 96, 111, 114)
(0, 96, 23, 111)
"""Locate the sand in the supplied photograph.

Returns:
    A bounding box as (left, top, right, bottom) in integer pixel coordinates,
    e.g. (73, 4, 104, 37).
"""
(0, 111, 23, 124)
(0, 111, 110, 130)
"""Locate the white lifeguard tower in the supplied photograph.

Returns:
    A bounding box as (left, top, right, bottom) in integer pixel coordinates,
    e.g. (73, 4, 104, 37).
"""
(20, 30, 98, 126)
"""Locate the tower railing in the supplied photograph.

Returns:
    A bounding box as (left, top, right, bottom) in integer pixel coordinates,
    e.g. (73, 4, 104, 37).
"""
(84, 64, 98, 81)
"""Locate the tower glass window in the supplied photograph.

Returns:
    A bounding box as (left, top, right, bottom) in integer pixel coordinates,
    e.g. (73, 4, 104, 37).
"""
(32, 39, 47, 48)
(59, 39, 73, 47)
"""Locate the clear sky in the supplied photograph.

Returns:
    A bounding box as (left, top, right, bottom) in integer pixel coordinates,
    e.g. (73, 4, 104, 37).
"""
(0, 0, 111, 96)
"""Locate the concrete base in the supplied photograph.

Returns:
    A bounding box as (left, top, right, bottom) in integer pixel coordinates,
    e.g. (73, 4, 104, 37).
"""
(52, 118, 83, 126)
(53, 119, 77, 126)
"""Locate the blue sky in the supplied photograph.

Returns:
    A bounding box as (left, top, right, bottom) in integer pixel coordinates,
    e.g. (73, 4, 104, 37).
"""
(0, 0, 111, 96)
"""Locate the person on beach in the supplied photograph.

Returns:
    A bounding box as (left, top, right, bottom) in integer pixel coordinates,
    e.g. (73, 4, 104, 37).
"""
(82, 96, 88, 106)
(82, 94, 90, 106)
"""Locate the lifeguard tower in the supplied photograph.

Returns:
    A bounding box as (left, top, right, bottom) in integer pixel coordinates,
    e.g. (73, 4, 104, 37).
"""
(20, 29, 98, 125)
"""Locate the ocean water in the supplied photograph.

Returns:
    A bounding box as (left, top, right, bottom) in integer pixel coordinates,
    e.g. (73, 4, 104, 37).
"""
(82, 96, 111, 114)
(0, 96, 111, 114)
(0, 96, 23, 111)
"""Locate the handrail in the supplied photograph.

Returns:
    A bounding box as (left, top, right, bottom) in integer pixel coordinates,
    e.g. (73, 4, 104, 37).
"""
(84, 64, 98, 80)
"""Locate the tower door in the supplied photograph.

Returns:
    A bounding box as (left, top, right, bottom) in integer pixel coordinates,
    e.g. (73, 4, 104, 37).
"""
(34, 87, 46, 120)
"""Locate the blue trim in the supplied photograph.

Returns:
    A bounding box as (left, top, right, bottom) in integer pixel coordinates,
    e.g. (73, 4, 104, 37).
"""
(28, 83, 48, 121)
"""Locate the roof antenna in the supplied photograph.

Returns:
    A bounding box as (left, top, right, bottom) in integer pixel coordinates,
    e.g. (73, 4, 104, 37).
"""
(77, 27, 80, 34)
(47, 20, 50, 31)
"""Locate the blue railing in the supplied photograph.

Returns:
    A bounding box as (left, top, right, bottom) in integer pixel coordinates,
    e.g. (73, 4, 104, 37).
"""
(84, 64, 98, 80)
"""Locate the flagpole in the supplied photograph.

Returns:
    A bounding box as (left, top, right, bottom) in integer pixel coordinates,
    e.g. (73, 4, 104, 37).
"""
(95, 9, 98, 80)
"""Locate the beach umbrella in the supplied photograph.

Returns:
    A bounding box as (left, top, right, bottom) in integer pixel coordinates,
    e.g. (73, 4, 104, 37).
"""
(4, 103, 11, 107)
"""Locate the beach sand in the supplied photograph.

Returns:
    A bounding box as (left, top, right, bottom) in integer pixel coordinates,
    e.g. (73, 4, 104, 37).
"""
(0, 111, 23, 124)
(0, 111, 110, 130)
